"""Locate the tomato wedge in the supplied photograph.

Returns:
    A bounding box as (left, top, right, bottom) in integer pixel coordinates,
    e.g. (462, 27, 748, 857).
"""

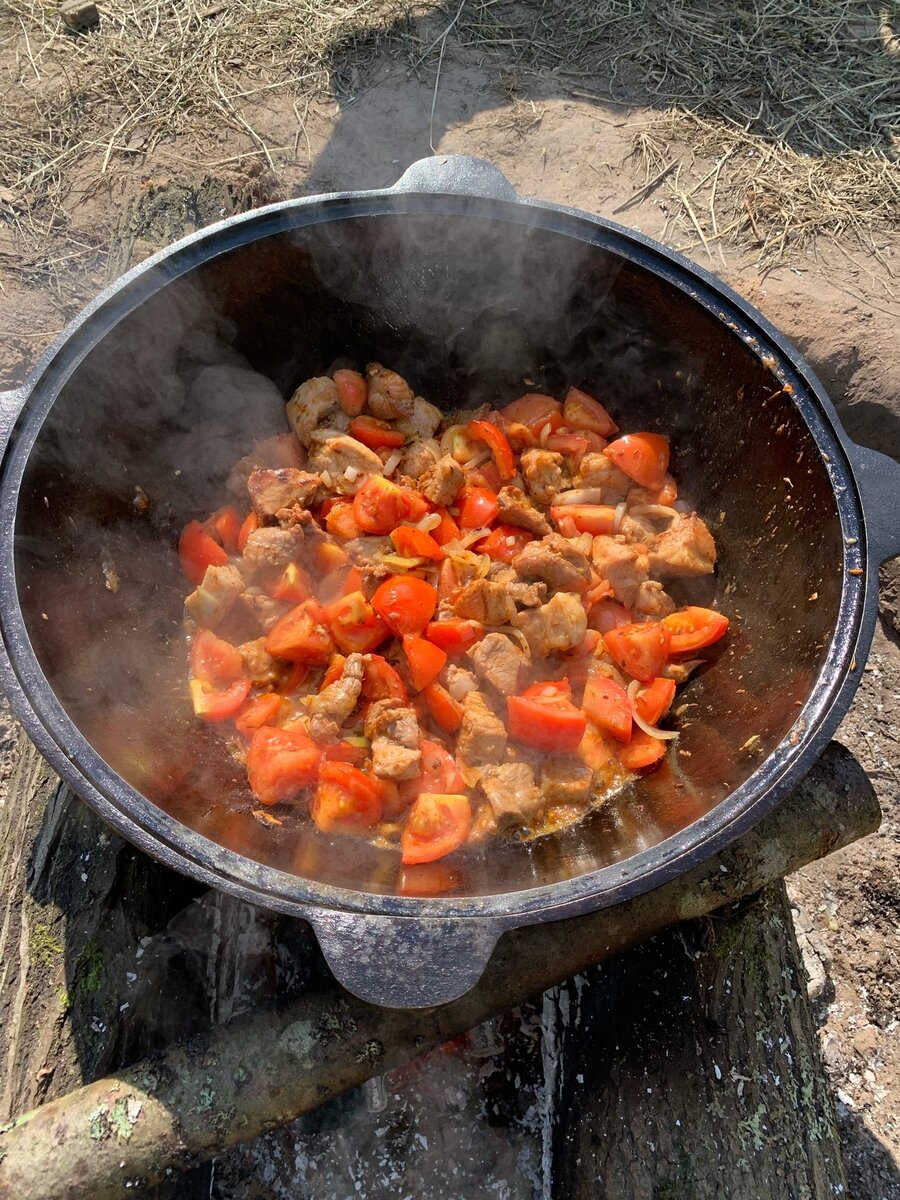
(563, 387, 619, 437)
(191, 629, 244, 686)
(550, 504, 617, 535)
(391, 525, 446, 561)
(210, 506, 242, 553)
(425, 618, 484, 654)
(582, 673, 633, 744)
(458, 487, 499, 530)
(578, 723, 618, 770)
(478, 524, 534, 563)
(618, 731, 667, 771)
(401, 793, 472, 865)
(265, 600, 334, 664)
(606, 433, 670, 489)
(431, 508, 461, 546)
(663, 607, 730, 654)
(179, 520, 228, 585)
(189, 678, 251, 722)
(362, 654, 409, 705)
(467, 420, 516, 482)
(604, 621, 671, 682)
(237, 511, 259, 551)
(423, 681, 464, 732)
(323, 590, 389, 654)
(271, 562, 313, 604)
(589, 600, 633, 634)
(371, 576, 437, 637)
(247, 725, 322, 804)
(500, 393, 562, 440)
(353, 476, 421, 535)
(508, 688, 586, 753)
(403, 635, 447, 691)
(349, 415, 406, 449)
(321, 741, 368, 767)
(311, 762, 383, 834)
(333, 368, 367, 417)
(325, 501, 360, 540)
(419, 738, 466, 793)
(235, 692, 288, 738)
(635, 677, 676, 727)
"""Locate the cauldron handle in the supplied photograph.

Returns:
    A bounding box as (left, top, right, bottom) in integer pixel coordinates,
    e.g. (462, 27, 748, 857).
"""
(391, 155, 519, 203)
(850, 444, 900, 564)
(308, 910, 501, 1009)
(0, 388, 28, 456)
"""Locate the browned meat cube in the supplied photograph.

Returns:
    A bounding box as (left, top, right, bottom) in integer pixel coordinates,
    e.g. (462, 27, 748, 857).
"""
(309, 653, 364, 743)
(227, 433, 306, 497)
(647, 514, 717, 579)
(239, 637, 285, 686)
(574, 452, 632, 500)
(457, 691, 507, 768)
(541, 755, 593, 806)
(634, 580, 676, 618)
(513, 592, 587, 656)
(513, 532, 592, 592)
(468, 801, 500, 843)
(398, 441, 437, 481)
(366, 363, 415, 419)
(236, 590, 291, 632)
(453, 578, 517, 625)
(286, 377, 341, 445)
(509, 580, 548, 608)
(241, 525, 307, 572)
(520, 448, 569, 506)
(442, 662, 480, 702)
(419, 455, 464, 506)
(480, 761, 544, 827)
(308, 434, 384, 494)
(591, 536, 650, 608)
(364, 698, 421, 779)
(496, 485, 551, 536)
(467, 633, 529, 696)
(184, 563, 244, 628)
(396, 396, 443, 440)
(247, 468, 321, 522)
(618, 512, 657, 544)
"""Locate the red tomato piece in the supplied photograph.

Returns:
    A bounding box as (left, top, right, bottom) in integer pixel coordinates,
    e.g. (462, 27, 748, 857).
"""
(403, 635, 447, 692)
(210, 506, 242, 553)
(333, 369, 368, 417)
(391, 525, 446, 561)
(419, 738, 466, 793)
(190, 629, 244, 686)
(363, 655, 408, 705)
(545, 432, 594, 458)
(401, 793, 472, 865)
(635, 677, 676, 727)
(179, 520, 228, 585)
(341, 565, 364, 596)
(425, 618, 484, 654)
(458, 487, 499, 530)
(656, 474, 678, 506)
(398, 863, 460, 896)
(325, 501, 360, 540)
(477, 524, 534, 563)
(604, 621, 671, 682)
(247, 725, 322, 805)
(278, 662, 309, 695)
(582, 673, 633, 743)
(311, 761, 383, 833)
(353, 476, 415, 535)
(467, 419, 516, 482)
(423, 682, 464, 732)
(590, 600, 633, 634)
(321, 654, 347, 688)
(349, 414, 406, 449)
(522, 679, 573, 702)
(271, 561, 313, 604)
(508, 692, 586, 753)
(618, 732, 667, 771)
(321, 741, 368, 767)
(500, 393, 562, 437)
(563, 387, 619, 436)
(323, 590, 389, 654)
(265, 600, 334, 664)
(550, 504, 617, 535)
(190, 678, 251, 722)
(432, 508, 461, 546)
(578, 723, 619, 770)
(311, 542, 351, 575)
(663, 607, 730, 654)
(237, 511, 259, 551)
(235, 692, 287, 739)
(371, 576, 437, 637)
(606, 433, 670, 489)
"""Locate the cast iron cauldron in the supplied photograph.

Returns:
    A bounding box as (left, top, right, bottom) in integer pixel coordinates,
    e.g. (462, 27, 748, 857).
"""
(0, 156, 897, 1008)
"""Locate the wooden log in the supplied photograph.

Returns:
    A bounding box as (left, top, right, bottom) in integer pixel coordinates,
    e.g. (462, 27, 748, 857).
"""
(0, 734, 878, 1200)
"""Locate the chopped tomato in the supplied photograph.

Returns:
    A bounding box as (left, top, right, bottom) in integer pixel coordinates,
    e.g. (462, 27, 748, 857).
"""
(663, 607, 729, 654)
(325, 501, 360, 540)
(635, 677, 676, 727)
(265, 600, 334, 664)
(458, 486, 499, 530)
(278, 662, 309, 694)
(237, 511, 259, 551)
(210, 506, 242, 553)
(333, 369, 368, 417)
(582, 674, 633, 744)
(271, 562, 313, 604)
(403, 635, 447, 691)
(353, 476, 420, 535)
(324, 590, 389, 654)
(419, 738, 466, 792)
(508, 688, 586, 753)
(425, 618, 484, 654)
(391, 525, 446, 561)
(522, 679, 573, 702)
(432, 508, 461, 546)
(363, 655, 408, 705)
(321, 741, 368, 767)
(578, 723, 618, 770)
(467, 420, 516, 482)
(478, 524, 534, 563)
(563, 387, 619, 437)
(423, 681, 464, 732)
(401, 793, 472, 865)
(398, 863, 460, 896)
(604, 621, 671, 682)
(235, 692, 288, 739)
(312, 762, 383, 833)
(618, 731, 667, 771)
(321, 654, 347, 688)
(341, 565, 364, 596)
(179, 520, 228, 585)
(500, 393, 562, 439)
(191, 629, 244, 686)
(589, 600, 633, 634)
(248, 725, 322, 805)
(574, 629, 603, 657)
(443, 425, 482, 464)
(371, 576, 437, 637)
(311, 541, 350, 573)
(606, 433, 670, 489)
(550, 504, 617, 535)
(545, 432, 594, 458)
(657, 474, 678, 506)
(349, 415, 406, 449)
(467, 461, 503, 493)
(189, 678, 251, 722)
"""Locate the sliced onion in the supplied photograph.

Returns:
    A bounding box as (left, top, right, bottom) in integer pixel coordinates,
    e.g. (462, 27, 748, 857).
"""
(539, 422, 552, 447)
(462, 449, 492, 470)
(483, 625, 532, 656)
(575, 532, 593, 555)
(553, 488, 606, 505)
(425, 437, 441, 459)
(416, 512, 442, 532)
(344, 465, 359, 483)
(627, 679, 679, 741)
(448, 527, 492, 550)
(630, 504, 680, 521)
(320, 470, 333, 488)
(382, 449, 402, 476)
(614, 500, 627, 533)
(379, 554, 426, 570)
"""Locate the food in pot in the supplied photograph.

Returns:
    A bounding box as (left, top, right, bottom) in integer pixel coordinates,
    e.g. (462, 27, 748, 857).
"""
(179, 364, 729, 865)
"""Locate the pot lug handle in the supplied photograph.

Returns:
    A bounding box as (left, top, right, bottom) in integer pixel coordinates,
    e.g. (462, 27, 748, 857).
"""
(0, 387, 28, 456)
(308, 911, 500, 1009)
(851, 443, 900, 564)
(392, 155, 518, 203)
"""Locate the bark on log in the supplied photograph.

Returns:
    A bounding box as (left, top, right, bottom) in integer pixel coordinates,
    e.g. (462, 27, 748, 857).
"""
(0, 729, 878, 1200)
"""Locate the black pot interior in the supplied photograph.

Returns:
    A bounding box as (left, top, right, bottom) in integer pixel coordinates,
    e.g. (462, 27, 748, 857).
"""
(13, 208, 844, 899)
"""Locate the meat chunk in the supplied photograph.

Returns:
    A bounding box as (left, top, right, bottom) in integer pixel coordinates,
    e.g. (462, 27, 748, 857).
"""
(309, 653, 364, 743)
(496, 485, 551, 536)
(541, 755, 593, 806)
(453, 578, 517, 625)
(647, 514, 717, 579)
(513, 532, 592, 593)
(364, 698, 421, 780)
(184, 563, 244, 628)
(286, 377, 341, 446)
(457, 691, 507, 769)
(239, 637, 284, 686)
(520, 448, 569, 506)
(480, 762, 544, 827)
(618, 512, 657, 544)
(574, 452, 632, 500)
(365, 363, 415, 420)
(247, 468, 321, 522)
(467, 633, 529, 696)
(591, 536, 650, 608)
(513, 592, 587, 657)
(442, 663, 481, 702)
(396, 396, 443, 439)
(509, 580, 548, 609)
(397, 441, 437, 481)
(634, 580, 677, 618)
(419, 455, 464, 506)
(236, 590, 290, 632)
(241, 525, 307, 572)
(308, 434, 384, 494)
(227, 433, 306, 497)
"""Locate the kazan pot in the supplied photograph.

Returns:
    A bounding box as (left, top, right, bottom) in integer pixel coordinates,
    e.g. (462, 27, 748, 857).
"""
(0, 156, 897, 1009)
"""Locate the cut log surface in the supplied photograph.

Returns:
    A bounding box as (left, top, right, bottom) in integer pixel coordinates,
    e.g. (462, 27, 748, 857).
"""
(0, 724, 877, 1200)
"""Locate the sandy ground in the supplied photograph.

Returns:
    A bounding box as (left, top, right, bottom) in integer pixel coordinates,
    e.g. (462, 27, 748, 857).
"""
(1, 18, 898, 1198)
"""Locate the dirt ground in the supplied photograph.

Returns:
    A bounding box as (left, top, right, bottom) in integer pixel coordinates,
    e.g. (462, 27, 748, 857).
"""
(1, 6, 899, 1196)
